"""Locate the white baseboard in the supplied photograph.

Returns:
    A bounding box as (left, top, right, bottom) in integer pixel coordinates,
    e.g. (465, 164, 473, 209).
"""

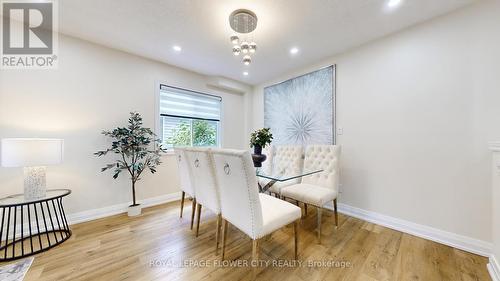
(67, 192, 182, 225)
(0, 192, 182, 242)
(488, 255, 500, 281)
(322, 202, 492, 257)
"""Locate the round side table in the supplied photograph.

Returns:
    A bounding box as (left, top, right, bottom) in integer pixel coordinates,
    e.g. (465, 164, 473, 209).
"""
(0, 189, 72, 261)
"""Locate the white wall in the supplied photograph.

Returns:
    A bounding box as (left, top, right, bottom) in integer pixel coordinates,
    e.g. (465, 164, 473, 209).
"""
(250, 0, 500, 243)
(490, 144, 500, 278)
(0, 35, 251, 215)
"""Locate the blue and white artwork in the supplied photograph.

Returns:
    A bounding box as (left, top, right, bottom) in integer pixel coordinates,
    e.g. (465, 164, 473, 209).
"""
(264, 66, 335, 146)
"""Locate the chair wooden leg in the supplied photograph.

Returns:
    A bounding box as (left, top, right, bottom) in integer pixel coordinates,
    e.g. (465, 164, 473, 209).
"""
(252, 239, 260, 280)
(317, 207, 322, 243)
(195, 203, 202, 237)
(304, 203, 308, 216)
(333, 198, 339, 228)
(190, 198, 196, 230)
(180, 191, 185, 218)
(215, 214, 222, 254)
(221, 219, 228, 260)
(293, 220, 298, 260)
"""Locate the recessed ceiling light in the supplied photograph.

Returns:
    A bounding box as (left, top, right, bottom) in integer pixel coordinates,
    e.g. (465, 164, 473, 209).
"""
(172, 45, 182, 52)
(387, 0, 402, 8)
(290, 47, 299, 55)
(243, 72, 249, 76)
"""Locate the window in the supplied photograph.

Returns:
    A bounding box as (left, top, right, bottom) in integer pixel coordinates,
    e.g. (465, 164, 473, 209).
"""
(159, 85, 221, 148)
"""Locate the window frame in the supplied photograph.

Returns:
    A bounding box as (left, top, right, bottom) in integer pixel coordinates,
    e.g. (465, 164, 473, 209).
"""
(155, 82, 223, 152)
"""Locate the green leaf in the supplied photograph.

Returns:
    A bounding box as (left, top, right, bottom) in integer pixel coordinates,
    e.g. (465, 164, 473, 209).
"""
(250, 128, 273, 148)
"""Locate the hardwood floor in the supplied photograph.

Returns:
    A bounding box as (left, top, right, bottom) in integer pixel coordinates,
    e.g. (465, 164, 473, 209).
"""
(8, 200, 490, 281)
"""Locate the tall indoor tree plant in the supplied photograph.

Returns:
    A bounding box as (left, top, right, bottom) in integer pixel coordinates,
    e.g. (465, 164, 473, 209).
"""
(95, 112, 166, 216)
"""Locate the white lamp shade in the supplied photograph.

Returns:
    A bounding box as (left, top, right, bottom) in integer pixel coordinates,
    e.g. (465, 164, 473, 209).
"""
(1, 138, 64, 167)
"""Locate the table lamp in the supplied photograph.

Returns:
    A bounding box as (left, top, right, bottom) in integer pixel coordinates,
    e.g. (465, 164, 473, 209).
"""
(1, 138, 64, 200)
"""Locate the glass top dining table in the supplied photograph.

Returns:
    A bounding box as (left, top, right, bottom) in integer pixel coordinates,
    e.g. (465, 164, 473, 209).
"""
(256, 169, 324, 193)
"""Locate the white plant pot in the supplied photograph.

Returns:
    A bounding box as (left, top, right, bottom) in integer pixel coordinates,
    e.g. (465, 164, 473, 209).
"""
(128, 204, 142, 217)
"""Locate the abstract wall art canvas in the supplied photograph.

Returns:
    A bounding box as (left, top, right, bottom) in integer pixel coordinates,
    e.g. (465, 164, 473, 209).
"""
(264, 65, 335, 146)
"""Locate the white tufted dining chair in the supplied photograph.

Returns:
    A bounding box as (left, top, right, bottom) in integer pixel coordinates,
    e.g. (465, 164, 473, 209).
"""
(267, 145, 304, 196)
(174, 148, 197, 230)
(210, 149, 301, 272)
(184, 147, 222, 253)
(280, 145, 341, 243)
(259, 145, 274, 175)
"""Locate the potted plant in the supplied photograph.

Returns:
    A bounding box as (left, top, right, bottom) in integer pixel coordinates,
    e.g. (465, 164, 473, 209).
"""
(249, 128, 273, 167)
(95, 112, 166, 216)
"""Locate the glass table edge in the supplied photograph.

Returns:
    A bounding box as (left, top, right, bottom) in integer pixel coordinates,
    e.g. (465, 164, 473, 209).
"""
(0, 189, 72, 207)
(256, 169, 324, 182)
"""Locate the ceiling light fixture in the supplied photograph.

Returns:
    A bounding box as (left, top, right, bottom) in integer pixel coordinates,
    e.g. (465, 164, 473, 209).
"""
(243, 72, 249, 76)
(241, 42, 250, 54)
(243, 55, 251, 66)
(229, 9, 258, 66)
(290, 47, 299, 55)
(249, 42, 257, 53)
(387, 0, 402, 8)
(173, 45, 182, 52)
(232, 45, 241, 56)
(230, 36, 240, 45)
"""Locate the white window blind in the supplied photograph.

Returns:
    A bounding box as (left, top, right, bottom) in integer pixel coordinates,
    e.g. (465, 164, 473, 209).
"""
(159, 85, 221, 121)
(159, 85, 221, 148)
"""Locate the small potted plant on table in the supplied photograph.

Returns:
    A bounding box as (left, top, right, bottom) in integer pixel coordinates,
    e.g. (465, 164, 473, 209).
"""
(249, 128, 273, 167)
(95, 112, 166, 216)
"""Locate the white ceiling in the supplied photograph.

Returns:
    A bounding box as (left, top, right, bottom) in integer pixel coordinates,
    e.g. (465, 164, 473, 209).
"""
(59, 0, 477, 85)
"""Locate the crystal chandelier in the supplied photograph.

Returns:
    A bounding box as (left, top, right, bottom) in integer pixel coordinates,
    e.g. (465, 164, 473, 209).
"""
(229, 9, 257, 66)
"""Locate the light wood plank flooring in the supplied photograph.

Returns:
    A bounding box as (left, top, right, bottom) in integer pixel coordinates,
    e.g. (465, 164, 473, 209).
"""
(5, 200, 489, 281)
